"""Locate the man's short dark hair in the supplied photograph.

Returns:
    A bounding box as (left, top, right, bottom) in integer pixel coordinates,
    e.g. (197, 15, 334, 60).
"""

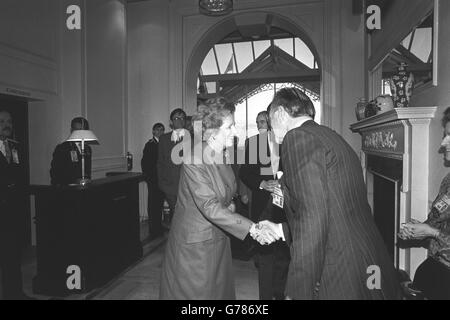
(442, 108, 450, 128)
(170, 108, 186, 121)
(153, 123, 165, 131)
(257, 111, 269, 121)
(71, 117, 90, 130)
(271, 87, 315, 119)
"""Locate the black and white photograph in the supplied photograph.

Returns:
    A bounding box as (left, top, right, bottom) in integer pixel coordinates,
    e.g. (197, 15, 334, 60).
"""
(0, 0, 449, 306)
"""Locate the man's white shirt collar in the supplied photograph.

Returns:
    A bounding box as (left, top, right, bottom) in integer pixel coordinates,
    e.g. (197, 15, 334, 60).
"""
(267, 131, 280, 177)
(293, 116, 313, 129)
(73, 141, 82, 153)
(171, 129, 186, 142)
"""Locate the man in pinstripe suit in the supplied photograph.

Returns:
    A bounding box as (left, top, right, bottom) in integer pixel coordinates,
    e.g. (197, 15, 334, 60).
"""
(261, 88, 402, 300)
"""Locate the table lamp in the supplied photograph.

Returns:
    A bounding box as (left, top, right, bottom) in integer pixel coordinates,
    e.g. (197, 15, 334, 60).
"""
(66, 129, 99, 186)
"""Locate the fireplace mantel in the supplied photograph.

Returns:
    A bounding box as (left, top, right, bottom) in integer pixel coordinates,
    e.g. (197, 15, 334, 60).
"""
(350, 107, 437, 277)
(350, 107, 438, 132)
(350, 107, 438, 160)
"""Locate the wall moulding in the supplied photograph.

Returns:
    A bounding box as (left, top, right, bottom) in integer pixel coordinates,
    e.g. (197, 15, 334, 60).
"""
(91, 155, 127, 174)
(172, 0, 320, 16)
(0, 42, 58, 97)
(0, 42, 58, 69)
(0, 79, 58, 99)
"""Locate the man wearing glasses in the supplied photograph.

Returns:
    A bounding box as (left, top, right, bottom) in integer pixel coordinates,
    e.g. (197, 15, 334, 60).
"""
(157, 108, 187, 228)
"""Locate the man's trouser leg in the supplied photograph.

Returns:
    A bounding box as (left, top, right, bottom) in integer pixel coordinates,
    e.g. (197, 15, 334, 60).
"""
(148, 182, 164, 238)
(0, 202, 24, 300)
(272, 241, 291, 300)
(257, 246, 274, 300)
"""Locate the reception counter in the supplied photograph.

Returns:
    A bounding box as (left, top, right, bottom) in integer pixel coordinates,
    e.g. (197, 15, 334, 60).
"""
(30, 173, 144, 296)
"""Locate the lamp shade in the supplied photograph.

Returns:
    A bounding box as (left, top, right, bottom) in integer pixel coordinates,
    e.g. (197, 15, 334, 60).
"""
(66, 130, 99, 142)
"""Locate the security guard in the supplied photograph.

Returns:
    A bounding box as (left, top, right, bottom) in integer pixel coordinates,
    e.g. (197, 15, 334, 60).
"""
(50, 117, 92, 185)
(0, 109, 30, 300)
(141, 123, 165, 238)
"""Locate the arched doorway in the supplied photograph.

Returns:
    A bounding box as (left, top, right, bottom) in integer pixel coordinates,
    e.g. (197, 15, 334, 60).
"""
(184, 11, 322, 118)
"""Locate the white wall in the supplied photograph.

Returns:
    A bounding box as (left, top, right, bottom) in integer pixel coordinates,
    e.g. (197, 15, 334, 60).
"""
(86, 0, 128, 176)
(339, 0, 366, 152)
(0, 0, 128, 184)
(127, 0, 171, 171)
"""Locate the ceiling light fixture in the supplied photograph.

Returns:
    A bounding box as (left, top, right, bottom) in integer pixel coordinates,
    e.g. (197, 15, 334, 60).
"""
(199, 0, 233, 16)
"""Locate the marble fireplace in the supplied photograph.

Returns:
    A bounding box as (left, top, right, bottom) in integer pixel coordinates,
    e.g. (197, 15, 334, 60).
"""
(351, 107, 437, 277)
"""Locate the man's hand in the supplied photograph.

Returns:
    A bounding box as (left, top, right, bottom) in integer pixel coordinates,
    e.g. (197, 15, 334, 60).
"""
(249, 222, 281, 245)
(260, 180, 279, 193)
(259, 220, 285, 241)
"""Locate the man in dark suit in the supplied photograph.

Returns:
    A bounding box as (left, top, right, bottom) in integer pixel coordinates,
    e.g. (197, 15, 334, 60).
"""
(262, 87, 402, 300)
(0, 110, 30, 300)
(141, 123, 165, 239)
(50, 117, 92, 185)
(239, 111, 290, 300)
(157, 108, 186, 225)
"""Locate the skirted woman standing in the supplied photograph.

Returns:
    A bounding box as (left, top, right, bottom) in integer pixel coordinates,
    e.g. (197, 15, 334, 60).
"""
(159, 97, 278, 300)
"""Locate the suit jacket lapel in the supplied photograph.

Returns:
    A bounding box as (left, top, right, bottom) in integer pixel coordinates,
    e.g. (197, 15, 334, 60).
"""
(256, 133, 271, 163)
(0, 150, 8, 166)
(1, 140, 13, 164)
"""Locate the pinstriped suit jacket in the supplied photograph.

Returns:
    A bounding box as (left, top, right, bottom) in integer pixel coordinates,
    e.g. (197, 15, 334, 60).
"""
(280, 121, 402, 300)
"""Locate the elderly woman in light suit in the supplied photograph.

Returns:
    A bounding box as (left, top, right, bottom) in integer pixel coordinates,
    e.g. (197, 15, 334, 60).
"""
(159, 98, 279, 300)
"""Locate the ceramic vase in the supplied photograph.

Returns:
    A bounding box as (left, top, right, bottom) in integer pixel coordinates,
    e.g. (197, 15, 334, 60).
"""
(390, 63, 415, 108)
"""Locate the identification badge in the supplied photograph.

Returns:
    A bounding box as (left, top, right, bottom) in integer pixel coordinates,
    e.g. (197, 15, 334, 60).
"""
(12, 149, 19, 164)
(70, 150, 79, 163)
(434, 194, 450, 213)
(272, 185, 284, 208)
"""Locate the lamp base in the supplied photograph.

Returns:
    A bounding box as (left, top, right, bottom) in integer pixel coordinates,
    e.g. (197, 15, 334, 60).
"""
(77, 178, 92, 187)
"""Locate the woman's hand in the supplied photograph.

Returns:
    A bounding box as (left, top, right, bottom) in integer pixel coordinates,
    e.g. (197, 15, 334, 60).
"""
(249, 222, 281, 245)
(399, 222, 439, 240)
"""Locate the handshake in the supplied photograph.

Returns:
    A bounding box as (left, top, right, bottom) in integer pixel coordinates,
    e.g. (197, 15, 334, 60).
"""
(249, 221, 285, 245)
